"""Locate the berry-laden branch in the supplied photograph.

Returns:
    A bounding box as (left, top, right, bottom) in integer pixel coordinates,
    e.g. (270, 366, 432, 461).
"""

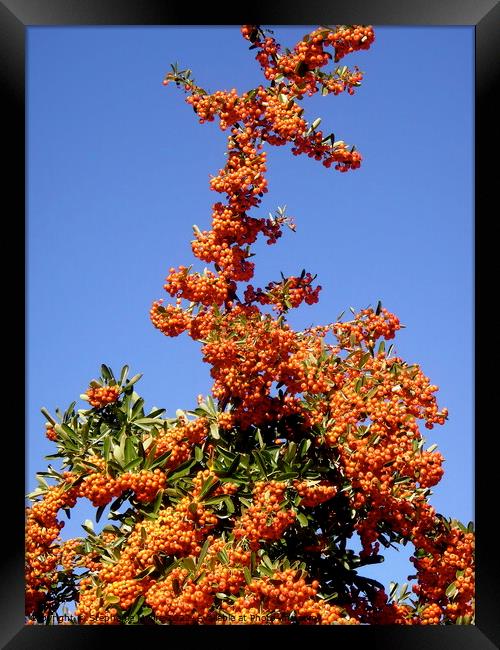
(150, 25, 376, 427)
(26, 26, 474, 626)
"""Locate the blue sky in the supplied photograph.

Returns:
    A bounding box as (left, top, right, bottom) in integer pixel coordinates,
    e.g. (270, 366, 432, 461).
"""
(27, 25, 474, 591)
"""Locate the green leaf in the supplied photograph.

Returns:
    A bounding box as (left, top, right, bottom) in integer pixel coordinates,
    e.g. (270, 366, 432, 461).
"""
(198, 476, 219, 501)
(133, 417, 165, 427)
(96, 505, 106, 523)
(142, 442, 158, 470)
(359, 352, 371, 368)
(43, 453, 63, 461)
(294, 60, 308, 77)
(252, 450, 268, 479)
(365, 386, 379, 400)
(258, 565, 273, 577)
(119, 365, 129, 385)
(261, 554, 274, 570)
(124, 374, 143, 391)
(298, 439, 311, 456)
(112, 442, 125, 468)
(244, 567, 252, 585)
(35, 474, 49, 489)
(296, 512, 308, 527)
(239, 454, 250, 470)
(134, 565, 156, 580)
(55, 423, 77, 439)
(180, 557, 196, 574)
(217, 455, 241, 478)
(222, 496, 235, 515)
(203, 495, 229, 507)
(109, 490, 131, 514)
(40, 407, 56, 425)
(167, 460, 195, 482)
(284, 442, 297, 464)
(209, 421, 220, 440)
(124, 437, 137, 465)
(131, 398, 145, 420)
(277, 471, 299, 480)
(193, 570, 206, 585)
(196, 538, 211, 570)
(147, 408, 166, 418)
(82, 520, 95, 536)
(123, 457, 142, 471)
(129, 595, 145, 617)
(206, 395, 217, 415)
(151, 489, 164, 515)
(101, 364, 114, 382)
(150, 450, 171, 470)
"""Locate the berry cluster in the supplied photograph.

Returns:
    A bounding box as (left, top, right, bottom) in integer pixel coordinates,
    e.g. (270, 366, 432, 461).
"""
(244, 273, 321, 313)
(152, 417, 208, 469)
(221, 568, 357, 625)
(78, 467, 166, 507)
(233, 481, 296, 548)
(85, 385, 121, 408)
(152, 25, 372, 343)
(294, 480, 337, 507)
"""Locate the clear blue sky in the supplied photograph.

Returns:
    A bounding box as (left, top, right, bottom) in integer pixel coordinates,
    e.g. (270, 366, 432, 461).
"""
(27, 25, 474, 592)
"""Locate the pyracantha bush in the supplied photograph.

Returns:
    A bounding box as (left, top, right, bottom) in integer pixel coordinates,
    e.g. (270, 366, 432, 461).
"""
(26, 25, 474, 626)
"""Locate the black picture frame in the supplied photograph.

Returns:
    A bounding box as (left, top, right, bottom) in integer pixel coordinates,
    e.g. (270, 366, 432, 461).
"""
(3, 0, 498, 647)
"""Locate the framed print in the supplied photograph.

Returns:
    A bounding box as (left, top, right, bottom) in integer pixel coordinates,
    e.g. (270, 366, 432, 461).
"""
(2, 0, 497, 647)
